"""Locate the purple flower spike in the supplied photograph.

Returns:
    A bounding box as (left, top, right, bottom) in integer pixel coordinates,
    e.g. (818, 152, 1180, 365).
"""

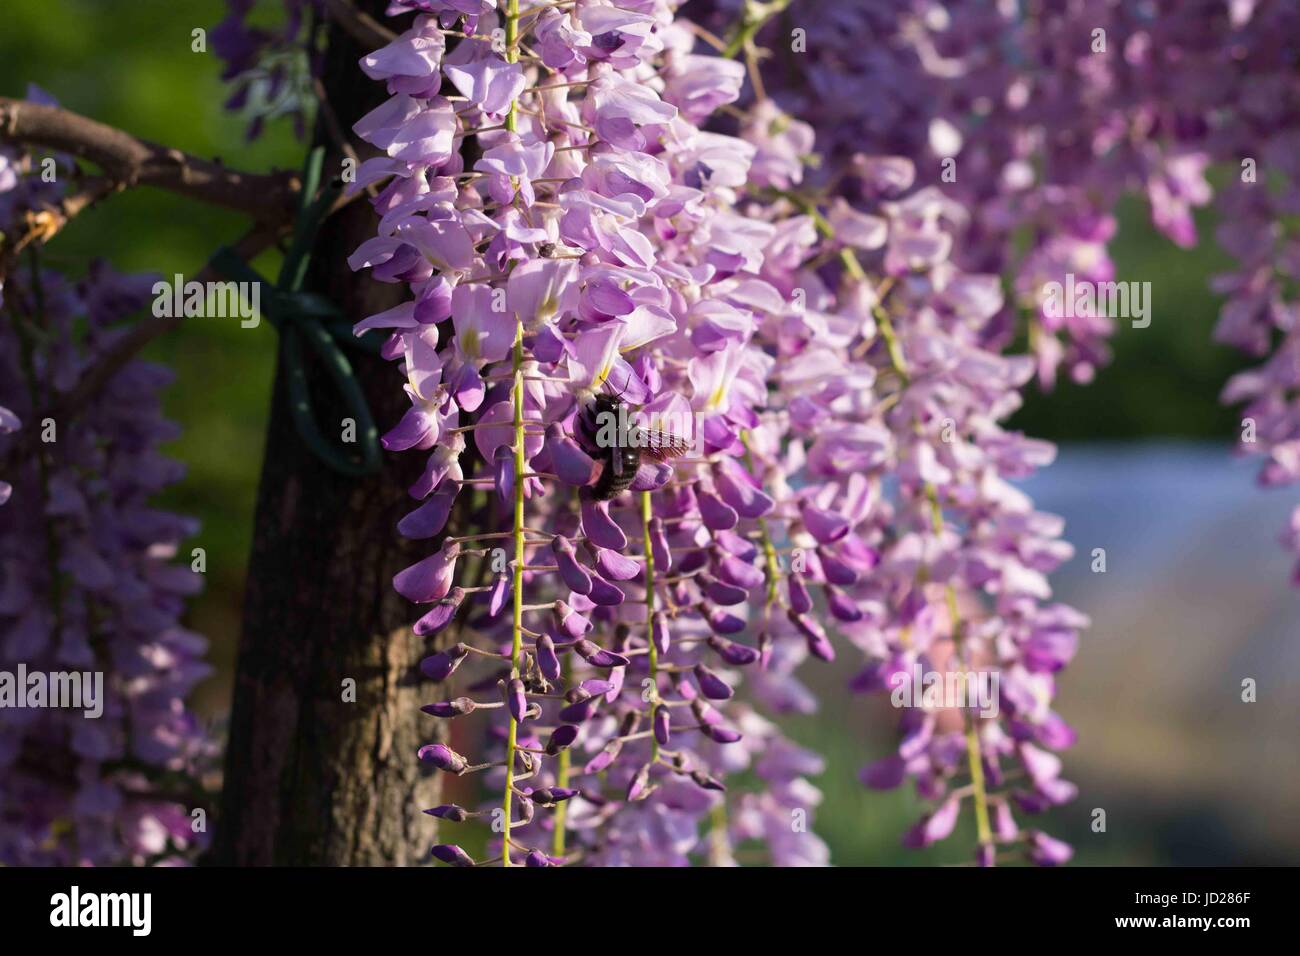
(626, 763, 652, 802)
(649, 517, 672, 571)
(819, 550, 860, 586)
(699, 722, 742, 745)
(545, 724, 580, 755)
(431, 844, 476, 867)
(702, 573, 747, 606)
(706, 607, 747, 635)
(552, 535, 593, 594)
(714, 459, 774, 518)
(790, 611, 835, 662)
(536, 634, 562, 681)
(420, 642, 469, 681)
(493, 445, 514, 505)
(694, 663, 734, 700)
(715, 554, 764, 591)
(418, 743, 468, 773)
(525, 850, 556, 867)
(707, 635, 760, 666)
(651, 612, 671, 655)
(653, 705, 671, 745)
(548, 424, 598, 486)
(414, 587, 465, 636)
(697, 489, 739, 530)
(584, 744, 620, 774)
(586, 574, 626, 606)
(528, 787, 578, 807)
(801, 505, 850, 544)
(827, 586, 863, 622)
(424, 804, 474, 822)
(578, 678, 615, 696)
(594, 547, 641, 581)
(421, 697, 476, 718)
(714, 529, 758, 561)
(488, 573, 511, 616)
(553, 601, 593, 639)
(558, 696, 600, 723)
(394, 540, 461, 603)
(506, 678, 527, 723)
(1027, 831, 1074, 866)
(690, 770, 727, 792)
(580, 496, 628, 549)
(787, 574, 813, 614)
(574, 638, 630, 669)
(397, 482, 458, 538)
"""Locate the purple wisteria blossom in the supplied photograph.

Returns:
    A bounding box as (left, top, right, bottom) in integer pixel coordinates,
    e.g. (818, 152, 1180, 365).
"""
(0, 130, 215, 866)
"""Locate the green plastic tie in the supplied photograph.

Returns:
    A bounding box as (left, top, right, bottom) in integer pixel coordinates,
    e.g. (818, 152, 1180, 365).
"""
(208, 146, 382, 477)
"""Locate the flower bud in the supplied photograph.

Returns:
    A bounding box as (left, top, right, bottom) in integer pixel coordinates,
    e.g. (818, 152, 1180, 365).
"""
(653, 705, 671, 745)
(505, 677, 527, 723)
(529, 787, 579, 807)
(414, 587, 466, 636)
(626, 762, 652, 802)
(554, 601, 592, 639)
(552, 535, 593, 594)
(420, 697, 476, 718)
(574, 637, 629, 668)
(690, 770, 726, 792)
(651, 612, 671, 654)
(431, 844, 475, 867)
(423, 804, 475, 822)
(707, 635, 760, 666)
(418, 743, 468, 773)
(694, 663, 734, 700)
(545, 724, 580, 755)
(787, 574, 813, 614)
(420, 643, 469, 681)
(536, 633, 562, 681)
(790, 610, 835, 661)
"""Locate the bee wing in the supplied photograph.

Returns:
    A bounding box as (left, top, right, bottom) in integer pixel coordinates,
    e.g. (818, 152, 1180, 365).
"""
(638, 426, 694, 462)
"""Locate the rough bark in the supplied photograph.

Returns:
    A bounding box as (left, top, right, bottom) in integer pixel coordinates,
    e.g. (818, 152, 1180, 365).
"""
(213, 4, 442, 866)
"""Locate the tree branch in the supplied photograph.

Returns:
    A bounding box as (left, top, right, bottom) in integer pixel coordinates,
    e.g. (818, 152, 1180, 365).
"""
(321, 0, 398, 48)
(0, 225, 285, 469)
(0, 97, 301, 222)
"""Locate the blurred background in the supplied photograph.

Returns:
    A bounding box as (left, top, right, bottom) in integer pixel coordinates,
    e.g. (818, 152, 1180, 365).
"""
(3, 0, 1296, 866)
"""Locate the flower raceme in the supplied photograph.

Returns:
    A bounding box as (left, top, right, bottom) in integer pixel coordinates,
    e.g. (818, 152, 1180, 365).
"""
(339, 0, 1089, 866)
(0, 137, 215, 863)
(349, 0, 831, 866)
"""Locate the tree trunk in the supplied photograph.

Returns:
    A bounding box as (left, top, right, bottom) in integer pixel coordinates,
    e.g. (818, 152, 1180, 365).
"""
(213, 4, 442, 866)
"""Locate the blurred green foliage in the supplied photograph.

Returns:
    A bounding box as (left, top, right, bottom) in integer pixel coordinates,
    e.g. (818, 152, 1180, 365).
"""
(2, 0, 302, 696)
(1, 0, 1221, 866)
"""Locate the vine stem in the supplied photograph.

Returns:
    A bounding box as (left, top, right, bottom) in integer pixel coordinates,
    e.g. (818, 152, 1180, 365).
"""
(501, 320, 526, 865)
(926, 489, 993, 851)
(497, 0, 524, 869)
(641, 491, 660, 762)
(550, 650, 571, 858)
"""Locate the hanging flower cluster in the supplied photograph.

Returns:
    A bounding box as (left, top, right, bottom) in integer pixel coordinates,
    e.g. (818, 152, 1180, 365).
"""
(205, 0, 1300, 865)
(348, 0, 834, 866)
(0, 128, 216, 866)
(212, 0, 321, 140)
(712, 0, 1300, 591)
